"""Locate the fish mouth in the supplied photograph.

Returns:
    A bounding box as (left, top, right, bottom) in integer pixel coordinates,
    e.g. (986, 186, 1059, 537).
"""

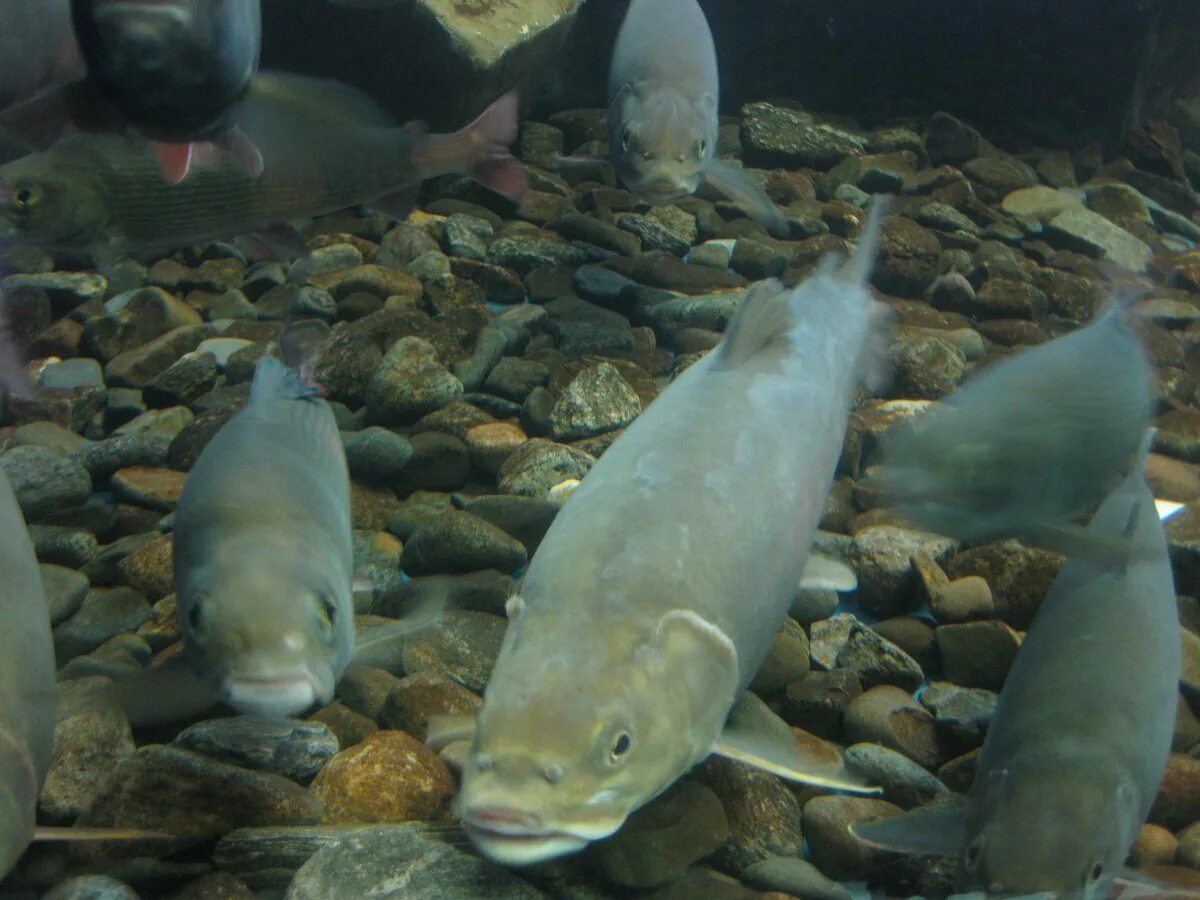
(222, 670, 327, 717)
(460, 805, 625, 865)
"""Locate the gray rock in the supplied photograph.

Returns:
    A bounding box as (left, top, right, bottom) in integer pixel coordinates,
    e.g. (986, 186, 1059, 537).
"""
(452, 325, 507, 392)
(54, 587, 153, 661)
(963, 155, 1038, 193)
(365, 336, 464, 425)
(1045, 206, 1153, 272)
(835, 623, 925, 693)
(483, 357, 551, 402)
(741, 101, 866, 169)
(488, 234, 590, 274)
(398, 431, 472, 493)
(844, 743, 948, 809)
(459, 494, 559, 556)
(919, 681, 998, 754)
(400, 610, 507, 692)
(284, 824, 541, 900)
(548, 362, 641, 441)
(935, 620, 1022, 691)
(41, 357, 104, 390)
(41, 564, 91, 624)
(923, 112, 984, 165)
(644, 291, 742, 331)
(42, 875, 139, 900)
(442, 214, 495, 260)
(342, 427, 413, 485)
(497, 438, 594, 497)
(1, 445, 92, 521)
(848, 526, 957, 618)
(740, 856, 853, 900)
(400, 511, 528, 576)
(142, 351, 219, 408)
(889, 336, 966, 399)
(77, 432, 173, 480)
(173, 717, 340, 784)
(619, 213, 693, 256)
(3, 270, 106, 307)
(31, 526, 101, 569)
(781, 669, 863, 741)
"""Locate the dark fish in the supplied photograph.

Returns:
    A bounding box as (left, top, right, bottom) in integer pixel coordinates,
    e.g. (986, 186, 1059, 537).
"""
(0, 0, 84, 111)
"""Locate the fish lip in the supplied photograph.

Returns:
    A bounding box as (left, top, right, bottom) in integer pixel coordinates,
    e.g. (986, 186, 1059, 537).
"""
(462, 820, 589, 851)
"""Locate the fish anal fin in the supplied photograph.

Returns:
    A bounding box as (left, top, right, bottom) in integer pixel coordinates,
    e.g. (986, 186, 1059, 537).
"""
(849, 802, 968, 856)
(704, 159, 789, 238)
(714, 279, 795, 369)
(713, 693, 880, 795)
(800, 552, 858, 592)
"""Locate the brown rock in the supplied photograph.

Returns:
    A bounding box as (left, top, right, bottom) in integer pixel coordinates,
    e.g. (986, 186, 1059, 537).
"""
(844, 686, 943, 768)
(311, 731, 454, 825)
(117, 533, 174, 601)
(693, 756, 804, 874)
(802, 795, 904, 880)
(110, 467, 188, 512)
(336, 666, 402, 721)
(944, 540, 1063, 629)
(934, 620, 1022, 691)
(1130, 823, 1179, 868)
(308, 702, 378, 750)
(380, 672, 482, 741)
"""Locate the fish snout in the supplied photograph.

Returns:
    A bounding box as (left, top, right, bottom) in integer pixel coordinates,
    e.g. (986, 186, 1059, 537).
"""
(462, 805, 544, 836)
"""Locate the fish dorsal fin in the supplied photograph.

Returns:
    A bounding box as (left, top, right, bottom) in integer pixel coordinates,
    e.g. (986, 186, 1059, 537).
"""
(712, 692, 880, 794)
(799, 552, 858, 592)
(850, 797, 968, 856)
(714, 279, 795, 369)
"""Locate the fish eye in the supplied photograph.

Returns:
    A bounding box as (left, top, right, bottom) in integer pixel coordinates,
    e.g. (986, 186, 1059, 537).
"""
(697, 139, 708, 157)
(610, 732, 632, 761)
(1085, 861, 1104, 884)
(316, 594, 338, 627)
(10, 186, 36, 210)
(963, 836, 985, 871)
(186, 598, 206, 635)
(620, 126, 633, 152)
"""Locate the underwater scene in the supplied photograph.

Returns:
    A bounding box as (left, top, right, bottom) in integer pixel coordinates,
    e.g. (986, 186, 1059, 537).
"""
(2, 0, 1200, 897)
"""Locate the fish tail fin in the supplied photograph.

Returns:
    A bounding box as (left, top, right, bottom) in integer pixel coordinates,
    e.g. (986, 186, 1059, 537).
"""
(841, 194, 891, 286)
(250, 355, 324, 406)
(462, 92, 527, 201)
(279, 319, 331, 396)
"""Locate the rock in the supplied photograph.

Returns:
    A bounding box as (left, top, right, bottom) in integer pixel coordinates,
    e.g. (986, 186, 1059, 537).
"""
(919, 681, 997, 755)
(962, 155, 1038, 194)
(110, 467, 187, 512)
(397, 431, 472, 493)
(750, 618, 811, 694)
(1152, 753, 1200, 831)
(802, 795, 904, 880)
(338, 667, 403, 721)
(75, 745, 322, 861)
(41, 564, 91, 624)
(284, 824, 542, 900)
(54, 587, 153, 661)
(117, 533, 174, 600)
(945, 541, 1062, 629)
(1000, 186, 1084, 219)
(400, 611, 506, 692)
(497, 438, 594, 497)
(1131, 823, 1179, 868)
(365, 336, 463, 425)
(42, 875, 139, 900)
(342, 427, 413, 485)
(843, 744, 948, 809)
(914, 553, 994, 624)
(374, 569, 513, 620)
(693, 757, 803, 874)
(400, 510, 528, 575)
(105, 324, 214, 388)
(835, 622, 925, 693)
(484, 357, 551, 402)
(845, 686, 943, 769)
(548, 362, 641, 441)
(588, 780, 730, 889)
(0, 446, 91, 522)
(308, 703, 378, 751)
(619, 210, 696, 256)
(935, 620, 1022, 691)
(601, 251, 747, 294)
(380, 673, 482, 742)
(172, 871, 256, 899)
(923, 112, 983, 165)
(741, 101, 866, 169)
(173, 717, 340, 784)
(41, 677, 136, 823)
(781, 669, 862, 741)
(889, 336, 966, 399)
(1045, 206, 1153, 272)
(874, 217, 941, 295)
(465, 421, 527, 476)
(848, 526, 956, 618)
(740, 856, 852, 900)
(310, 731, 454, 824)
(488, 233, 590, 274)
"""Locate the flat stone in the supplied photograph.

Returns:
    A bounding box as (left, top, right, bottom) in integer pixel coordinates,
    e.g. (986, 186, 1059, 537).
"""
(173, 717, 340, 784)
(1045, 206, 1154, 272)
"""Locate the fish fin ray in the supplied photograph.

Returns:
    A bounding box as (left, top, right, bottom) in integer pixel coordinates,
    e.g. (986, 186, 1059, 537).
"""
(800, 552, 858, 592)
(714, 279, 795, 368)
(350, 595, 446, 670)
(849, 801, 968, 856)
(704, 159, 789, 238)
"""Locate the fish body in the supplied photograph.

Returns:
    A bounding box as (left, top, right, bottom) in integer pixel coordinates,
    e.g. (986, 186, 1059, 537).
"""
(0, 0, 84, 111)
(0, 72, 524, 261)
(856, 449, 1180, 897)
(172, 356, 354, 718)
(0, 468, 54, 877)
(456, 203, 891, 865)
(606, 0, 786, 236)
(879, 299, 1155, 563)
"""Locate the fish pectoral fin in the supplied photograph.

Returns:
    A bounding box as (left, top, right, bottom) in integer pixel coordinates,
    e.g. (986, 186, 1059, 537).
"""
(799, 552, 858, 592)
(215, 126, 266, 179)
(152, 142, 195, 185)
(425, 714, 477, 751)
(1110, 867, 1190, 898)
(34, 826, 172, 842)
(849, 799, 968, 856)
(713, 279, 795, 369)
(703, 159, 789, 238)
(350, 604, 444, 670)
(1020, 519, 1154, 570)
(106, 654, 218, 728)
(713, 692, 880, 795)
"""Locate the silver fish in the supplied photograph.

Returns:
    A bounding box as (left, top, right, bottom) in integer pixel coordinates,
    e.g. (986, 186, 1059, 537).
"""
(171, 356, 355, 718)
(0, 468, 54, 877)
(876, 298, 1156, 564)
(855, 439, 1180, 897)
(607, 0, 788, 237)
(439, 200, 893, 866)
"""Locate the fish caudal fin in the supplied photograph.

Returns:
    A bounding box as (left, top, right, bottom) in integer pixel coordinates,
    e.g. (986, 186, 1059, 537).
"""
(414, 93, 527, 201)
(250, 355, 324, 405)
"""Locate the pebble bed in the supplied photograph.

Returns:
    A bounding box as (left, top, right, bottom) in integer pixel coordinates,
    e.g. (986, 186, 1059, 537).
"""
(4, 101, 1200, 899)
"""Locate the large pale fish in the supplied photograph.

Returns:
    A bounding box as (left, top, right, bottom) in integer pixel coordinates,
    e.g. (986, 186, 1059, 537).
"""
(0, 468, 54, 877)
(876, 297, 1155, 563)
(0, 71, 525, 264)
(169, 355, 356, 718)
(607, 0, 788, 237)
(437, 200, 893, 866)
(854, 439, 1180, 898)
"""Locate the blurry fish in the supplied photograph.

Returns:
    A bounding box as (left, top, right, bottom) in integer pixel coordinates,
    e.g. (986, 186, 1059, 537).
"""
(607, 0, 788, 237)
(0, 0, 84, 111)
(0, 72, 525, 264)
(874, 297, 1155, 563)
(854, 437, 1180, 898)
(0, 287, 34, 399)
(0, 468, 54, 877)
(433, 200, 893, 866)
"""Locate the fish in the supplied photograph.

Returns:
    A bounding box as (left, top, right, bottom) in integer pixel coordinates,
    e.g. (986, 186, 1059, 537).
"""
(874, 296, 1156, 564)
(854, 436, 1181, 898)
(438, 199, 894, 866)
(0, 0, 84, 111)
(170, 354, 356, 718)
(0, 467, 55, 877)
(0, 71, 525, 264)
(606, 0, 788, 237)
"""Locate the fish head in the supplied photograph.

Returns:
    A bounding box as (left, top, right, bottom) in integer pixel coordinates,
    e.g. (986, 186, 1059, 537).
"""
(457, 602, 739, 865)
(0, 728, 39, 878)
(0, 156, 108, 247)
(178, 549, 352, 717)
(608, 84, 717, 203)
(962, 760, 1138, 897)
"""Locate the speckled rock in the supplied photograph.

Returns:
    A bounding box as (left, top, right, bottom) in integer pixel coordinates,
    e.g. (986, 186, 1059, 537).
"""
(0, 445, 92, 522)
(781, 669, 863, 741)
(874, 217, 941, 295)
(694, 756, 804, 874)
(848, 526, 956, 618)
(310, 731, 454, 824)
(380, 672, 482, 742)
(750, 618, 811, 694)
(740, 856, 852, 900)
(117, 533, 174, 601)
(400, 610, 506, 692)
(173, 717, 340, 784)
(740, 101, 866, 169)
(41, 564, 91, 624)
(53, 587, 153, 661)
(308, 702, 378, 751)
(844, 743, 948, 809)
(548, 362, 642, 441)
(365, 336, 464, 425)
(1046, 206, 1153, 272)
(497, 438, 594, 497)
(845, 686, 943, 769)
(944, 540, 1062, 629)
(919, 681, 997, 755)
(834, 623, 925, 693)
(889, 336, 966, 399)
(400, 510, 528, 575)
(42, 875, 140, 900)
(342, 426, 414, 485)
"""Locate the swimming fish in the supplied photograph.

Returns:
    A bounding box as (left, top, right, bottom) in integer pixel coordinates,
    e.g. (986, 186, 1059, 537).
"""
(168, 355, 356, 718)
(854, 437, 1180, 898)
(68, 0, 264, 183)
(0, 71, 525, 264)
(437, 200, 893, 866)
(0, 468, 55, 877)
(875, 296, 1155, 564)
(607, 0, 788, 237)
(0, 0, 84, 112)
